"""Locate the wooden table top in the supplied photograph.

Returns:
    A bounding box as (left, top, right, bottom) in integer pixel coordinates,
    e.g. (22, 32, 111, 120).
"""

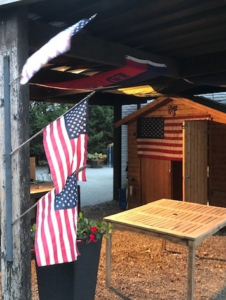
(30, 181, 53, 195)
(104, 199, 226, 243)
(0, 182, 53, 198)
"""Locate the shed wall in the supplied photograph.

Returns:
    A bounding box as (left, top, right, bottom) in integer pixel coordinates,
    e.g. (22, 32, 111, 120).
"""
(127, 97, 226, 208)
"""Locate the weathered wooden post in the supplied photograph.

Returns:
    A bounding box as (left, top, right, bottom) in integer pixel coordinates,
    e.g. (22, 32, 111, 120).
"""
(0, 6, 31, 299)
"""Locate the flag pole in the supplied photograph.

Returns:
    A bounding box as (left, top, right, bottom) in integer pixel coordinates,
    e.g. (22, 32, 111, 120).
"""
(12, 165, 87, 225)
(9, 74, 22, 86)
(10, 91, 95, 156)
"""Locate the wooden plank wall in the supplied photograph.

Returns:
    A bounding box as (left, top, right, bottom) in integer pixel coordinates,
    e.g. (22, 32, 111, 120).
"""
(209, 121, 226, 207)
(141, 158, 171, 204)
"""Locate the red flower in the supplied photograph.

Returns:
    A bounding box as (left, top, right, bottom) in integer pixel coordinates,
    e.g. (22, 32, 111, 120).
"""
(89, 233, 97, 243)
(90, 226, 98, 233)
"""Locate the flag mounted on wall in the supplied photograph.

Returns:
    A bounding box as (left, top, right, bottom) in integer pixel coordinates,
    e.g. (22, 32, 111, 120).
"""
(20, 15, 96, 85)
(137, 115, 210, 161)
(43, 98, 88, 195)
(35, 172, 79, 267)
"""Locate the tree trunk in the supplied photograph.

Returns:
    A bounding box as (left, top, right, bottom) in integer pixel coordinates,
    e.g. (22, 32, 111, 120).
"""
(0, 7, 30, 300)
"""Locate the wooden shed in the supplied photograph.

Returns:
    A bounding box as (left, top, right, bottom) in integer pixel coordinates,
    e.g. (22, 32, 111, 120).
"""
(116, 96, 226, 209)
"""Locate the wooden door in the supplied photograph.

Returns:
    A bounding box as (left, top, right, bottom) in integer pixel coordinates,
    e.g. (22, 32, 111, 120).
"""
(141, 158, 171, 204)
(183, 120, 208, 204)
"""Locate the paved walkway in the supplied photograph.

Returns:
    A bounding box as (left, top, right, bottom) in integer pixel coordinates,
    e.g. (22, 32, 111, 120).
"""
(36, 165, 113, 207)
(78, 166, 113, 207)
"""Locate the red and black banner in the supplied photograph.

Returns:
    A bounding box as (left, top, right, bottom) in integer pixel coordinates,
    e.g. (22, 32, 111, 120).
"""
(37, 56, 167, 90)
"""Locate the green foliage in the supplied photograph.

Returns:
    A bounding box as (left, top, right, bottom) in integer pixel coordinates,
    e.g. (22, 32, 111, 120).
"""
(77, 212, 113, 243)
(29, 102, 73, 164)
(88, 105, 113, 154)
(30, 213, 113, 243)
(30, 223, 36, 240)
(87, 153, 107, 161)
(29, 103, 113, 164)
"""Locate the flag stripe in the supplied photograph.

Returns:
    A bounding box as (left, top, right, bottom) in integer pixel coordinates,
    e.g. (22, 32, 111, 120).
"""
(44, 100, 88, 195)
(35, 188, 78, 267)
(137, 115, 210, 160)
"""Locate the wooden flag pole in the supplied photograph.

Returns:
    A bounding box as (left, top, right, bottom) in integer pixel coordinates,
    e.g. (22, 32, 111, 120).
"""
(12, 165, 87, 225)
(10, 91, 95, 156)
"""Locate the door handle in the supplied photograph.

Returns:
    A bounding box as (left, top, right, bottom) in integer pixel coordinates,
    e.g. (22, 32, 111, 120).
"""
(185, 176, 190, 180)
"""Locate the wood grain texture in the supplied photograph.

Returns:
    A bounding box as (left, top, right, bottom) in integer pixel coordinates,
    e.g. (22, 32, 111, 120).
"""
(104, 199, 226, 243)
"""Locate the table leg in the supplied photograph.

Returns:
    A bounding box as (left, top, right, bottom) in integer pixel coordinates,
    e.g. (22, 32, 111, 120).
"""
(161, 239, 166, 251)
(187, 241, 196, 300)
(105, 230, 112, 287)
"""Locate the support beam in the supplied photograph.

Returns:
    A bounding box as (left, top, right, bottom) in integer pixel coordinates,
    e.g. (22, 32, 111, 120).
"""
(0, 7, 30, 299)
(113, 101, 122, 200)
(29, 88, 150, 106)
(182, 51, 226, 77)
(4, 56, 13, 261)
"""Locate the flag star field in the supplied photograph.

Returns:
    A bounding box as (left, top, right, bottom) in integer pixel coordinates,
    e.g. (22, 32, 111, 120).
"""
(55, 172, 78, 210)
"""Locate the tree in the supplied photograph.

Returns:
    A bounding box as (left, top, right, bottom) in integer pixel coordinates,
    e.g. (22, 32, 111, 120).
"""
(29, 102, 113, 163)
(88, 105, 113, 154)
(29, 102, 72, 164)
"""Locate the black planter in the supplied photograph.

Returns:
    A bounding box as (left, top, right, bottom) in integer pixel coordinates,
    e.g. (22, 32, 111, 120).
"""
(36, 260, 74, 300)
(35, 240, 102, 300)
(74, 240, 102, 300)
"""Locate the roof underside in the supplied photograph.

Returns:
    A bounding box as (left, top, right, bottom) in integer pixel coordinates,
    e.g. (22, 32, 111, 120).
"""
(4, 0, 226, 105)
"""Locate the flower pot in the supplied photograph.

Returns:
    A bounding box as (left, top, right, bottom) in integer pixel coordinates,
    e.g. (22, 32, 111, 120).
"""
(36, 260, 74, 300)
(90, 159, 104, 168)
(35, 240, 102, 300)
(74, 240, 102, 300)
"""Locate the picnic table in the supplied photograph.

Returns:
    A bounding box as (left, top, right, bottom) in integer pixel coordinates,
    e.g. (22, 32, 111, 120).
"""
(104, 199, 226, 300)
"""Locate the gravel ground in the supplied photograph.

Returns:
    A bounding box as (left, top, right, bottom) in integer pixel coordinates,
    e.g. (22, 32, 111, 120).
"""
(31, 200, 226, 300)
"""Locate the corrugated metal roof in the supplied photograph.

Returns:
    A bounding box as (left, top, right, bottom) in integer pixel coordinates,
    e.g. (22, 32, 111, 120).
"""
(198, 92, 226, 104)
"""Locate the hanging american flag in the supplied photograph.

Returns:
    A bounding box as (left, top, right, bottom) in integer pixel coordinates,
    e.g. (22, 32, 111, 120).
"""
(20, 15, 96, 85)
(35, 172, 78, 267)
(44, 98, 88, 195)
(137, 115, 210, 161)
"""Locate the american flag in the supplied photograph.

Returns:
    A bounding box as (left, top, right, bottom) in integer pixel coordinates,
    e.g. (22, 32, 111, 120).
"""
(20, 16, 95, 85)
(137, 115, 210, 161)
(44, 98, 88, 195)
(35, 172, 78, 267)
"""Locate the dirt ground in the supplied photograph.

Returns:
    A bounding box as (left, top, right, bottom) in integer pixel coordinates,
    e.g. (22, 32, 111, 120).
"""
(31, 200, 226, 300)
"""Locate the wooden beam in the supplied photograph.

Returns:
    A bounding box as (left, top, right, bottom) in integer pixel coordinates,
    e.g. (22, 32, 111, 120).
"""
(113, 102, 122, 200)
(182, 51, 226, 77)
(29, 87, 150, 106)
(28, 20, 181, 79)
(0, 7, 30, 300)
(114, 97, 172, 127)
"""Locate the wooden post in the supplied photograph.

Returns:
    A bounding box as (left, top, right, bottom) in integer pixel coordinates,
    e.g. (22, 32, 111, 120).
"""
(113, 102, 122, 200)
(105, 230, 112, 287)
(0, 7, 30, 299)
(187, 241, 196, 300)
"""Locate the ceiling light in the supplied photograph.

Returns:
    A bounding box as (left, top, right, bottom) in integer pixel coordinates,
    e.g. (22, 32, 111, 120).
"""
(51, 66, 71, 72)
(68, 69, 87, 74)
